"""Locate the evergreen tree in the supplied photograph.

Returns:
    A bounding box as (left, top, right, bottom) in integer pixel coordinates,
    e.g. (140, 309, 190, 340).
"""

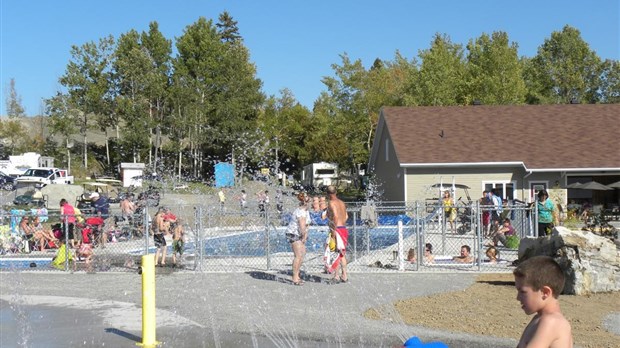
(216, 11, 241, 43)
(5, 78, 26, 118)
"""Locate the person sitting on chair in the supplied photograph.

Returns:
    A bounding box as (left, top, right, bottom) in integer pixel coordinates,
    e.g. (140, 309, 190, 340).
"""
(489, 218, 515, 247)
(19, 216, 35, 250)
(30, 216, 57, 250)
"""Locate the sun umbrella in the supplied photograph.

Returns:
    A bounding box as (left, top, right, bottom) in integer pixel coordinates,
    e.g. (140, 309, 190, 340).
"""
(606, 180, 620, 189)
(572, 181, 613, 191)
(565, 182, 583, 189)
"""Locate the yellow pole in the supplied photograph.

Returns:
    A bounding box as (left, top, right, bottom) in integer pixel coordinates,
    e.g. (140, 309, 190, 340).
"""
(137, 254, 159, 347)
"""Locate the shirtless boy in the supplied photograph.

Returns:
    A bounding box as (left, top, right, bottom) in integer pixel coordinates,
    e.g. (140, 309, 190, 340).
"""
(326, 185, 349, 283)
(153, 207, 168, 266)
(171, 219, 185, 267)
(513, 256, 573, 348)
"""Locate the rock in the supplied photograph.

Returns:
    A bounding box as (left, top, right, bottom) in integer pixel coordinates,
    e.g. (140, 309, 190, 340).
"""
(517, 226, 620, 295)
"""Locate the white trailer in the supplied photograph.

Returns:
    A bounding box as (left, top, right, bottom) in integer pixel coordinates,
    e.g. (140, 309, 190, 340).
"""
(0, 152, 54, 176)
(301, 162, 338, 187)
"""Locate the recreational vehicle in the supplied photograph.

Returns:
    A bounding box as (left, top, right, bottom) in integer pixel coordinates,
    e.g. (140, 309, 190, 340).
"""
(301, 162, 338, 188)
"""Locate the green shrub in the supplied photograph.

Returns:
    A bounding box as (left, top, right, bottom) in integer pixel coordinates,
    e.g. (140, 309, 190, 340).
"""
(562, 216, 581, 229)
(505, 235, 520, 249)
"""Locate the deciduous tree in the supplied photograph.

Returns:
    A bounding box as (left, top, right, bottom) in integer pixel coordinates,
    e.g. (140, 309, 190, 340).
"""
(416, 33, 467, 106)
(524, 25, 602, 104)
(465, 31, 526, 105)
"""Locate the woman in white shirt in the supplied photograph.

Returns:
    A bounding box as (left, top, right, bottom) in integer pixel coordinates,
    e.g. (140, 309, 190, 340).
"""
(286, 192, 310, 285)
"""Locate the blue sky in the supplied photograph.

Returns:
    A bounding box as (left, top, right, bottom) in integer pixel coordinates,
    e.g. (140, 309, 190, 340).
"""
(1, 0, 618, 116)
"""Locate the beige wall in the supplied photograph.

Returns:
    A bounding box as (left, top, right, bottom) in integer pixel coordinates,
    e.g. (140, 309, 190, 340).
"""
(405, 167, 525, 202)
(403, 168, 570, 204)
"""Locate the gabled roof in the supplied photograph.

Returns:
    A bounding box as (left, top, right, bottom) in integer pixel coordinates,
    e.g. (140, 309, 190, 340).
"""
(377, 104, 620, 170)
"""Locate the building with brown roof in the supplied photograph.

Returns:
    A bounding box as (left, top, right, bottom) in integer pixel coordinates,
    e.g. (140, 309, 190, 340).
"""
(368, 104, 620, 207)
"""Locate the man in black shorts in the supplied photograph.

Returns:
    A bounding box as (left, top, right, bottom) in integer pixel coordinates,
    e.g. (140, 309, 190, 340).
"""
(153, 207, 167, 266)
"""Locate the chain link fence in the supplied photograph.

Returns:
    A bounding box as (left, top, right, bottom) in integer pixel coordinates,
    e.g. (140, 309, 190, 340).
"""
(0, 199, 534, 274)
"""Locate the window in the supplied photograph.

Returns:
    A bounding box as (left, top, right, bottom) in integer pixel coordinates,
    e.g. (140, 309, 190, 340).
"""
(385, 139, 390, 162)
(529, 181, 548, 202)
(483, 181, 516, 200)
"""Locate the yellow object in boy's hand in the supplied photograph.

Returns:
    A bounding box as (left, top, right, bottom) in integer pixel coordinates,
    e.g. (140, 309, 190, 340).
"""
(328, 232, 336, 252)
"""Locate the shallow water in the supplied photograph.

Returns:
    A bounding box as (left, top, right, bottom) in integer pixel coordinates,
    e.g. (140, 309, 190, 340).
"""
(0, 300, 387, 347)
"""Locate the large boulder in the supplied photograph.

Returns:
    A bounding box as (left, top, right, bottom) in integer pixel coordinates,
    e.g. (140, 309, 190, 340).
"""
(518, 226, 620, 295)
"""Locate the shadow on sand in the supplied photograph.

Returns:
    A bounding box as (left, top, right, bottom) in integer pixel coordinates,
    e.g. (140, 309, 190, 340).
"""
(477, 280, 515, 287)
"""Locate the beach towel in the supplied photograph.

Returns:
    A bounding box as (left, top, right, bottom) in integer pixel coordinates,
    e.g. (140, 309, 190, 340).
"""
(323, 226, 348, 273)
(52, 244, 74, 269)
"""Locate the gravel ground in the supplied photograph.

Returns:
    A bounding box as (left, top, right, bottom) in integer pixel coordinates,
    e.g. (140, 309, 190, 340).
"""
(368, 273, 620, 348)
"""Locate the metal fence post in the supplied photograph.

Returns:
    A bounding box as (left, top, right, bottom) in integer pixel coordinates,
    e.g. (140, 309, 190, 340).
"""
(364, 211, 370, 257)
(195, 206, 203, 272)
(64, 216, 69, 272)
(533, 198, 539, 237)
(475, 201, 482, 271)
(397, 220, 404, 271)
(352, 211, 357, 262)
(440, 202, 447, 256)
(266, 213, 271, 271)
(415, 201, 421, 269)
(144, 205, 150, 256)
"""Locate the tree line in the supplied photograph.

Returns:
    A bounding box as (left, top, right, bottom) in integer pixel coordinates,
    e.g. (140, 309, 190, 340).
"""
(2, 13, 619, 182)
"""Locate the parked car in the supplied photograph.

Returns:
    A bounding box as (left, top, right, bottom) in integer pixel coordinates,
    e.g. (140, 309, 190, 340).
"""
(0, 172, 16, 191)
(16, 167, 74, 186)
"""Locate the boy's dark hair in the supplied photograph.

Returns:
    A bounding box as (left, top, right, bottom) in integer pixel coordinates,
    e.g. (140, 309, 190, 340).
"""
(461, 245, 471, 253)
(513, 256, 565, 298)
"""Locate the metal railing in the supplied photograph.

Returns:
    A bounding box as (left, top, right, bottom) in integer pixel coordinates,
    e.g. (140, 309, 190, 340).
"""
(0, 200, 535, 274)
